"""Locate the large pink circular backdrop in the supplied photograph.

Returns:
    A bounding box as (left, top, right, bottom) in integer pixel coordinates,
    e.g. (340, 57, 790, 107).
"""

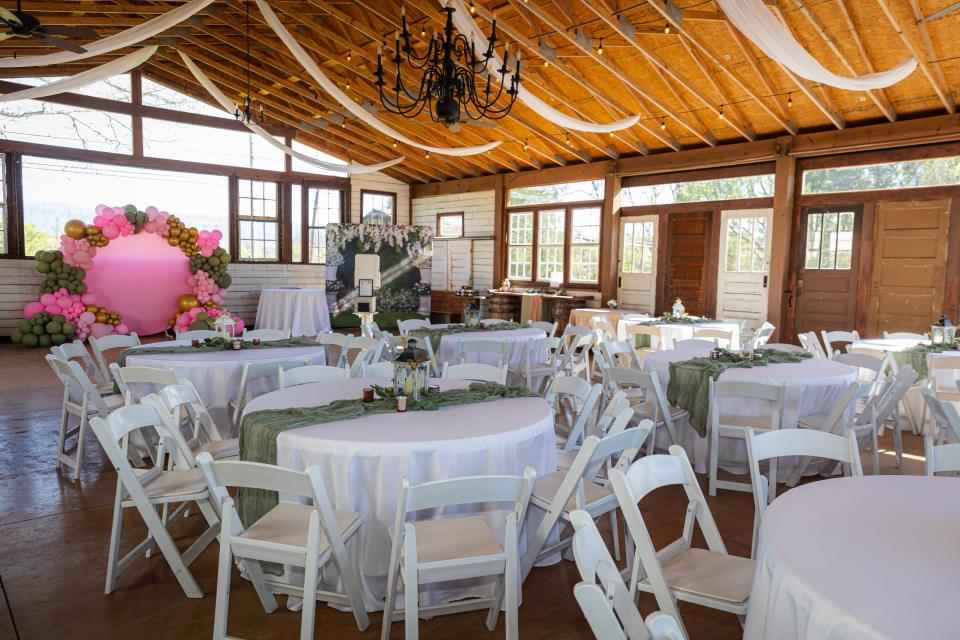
(83, 232, 192, 335)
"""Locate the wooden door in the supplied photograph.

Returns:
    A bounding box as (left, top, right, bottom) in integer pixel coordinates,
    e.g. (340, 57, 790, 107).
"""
(793, 206, 861, 336)
(663, 211, 711, 317)
(617, 215, 658, 313)
(716, 208, 773, 326)
(868, 199, 950, 335)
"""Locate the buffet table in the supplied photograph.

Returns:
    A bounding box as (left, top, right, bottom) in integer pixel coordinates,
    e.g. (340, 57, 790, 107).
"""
(254, 287, 330, 337)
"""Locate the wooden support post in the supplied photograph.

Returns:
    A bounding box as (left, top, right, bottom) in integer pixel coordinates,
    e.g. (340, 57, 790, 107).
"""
(767, 138, 797, 342)
(492, 174, 505, 288)
(601, 173, 621, 303)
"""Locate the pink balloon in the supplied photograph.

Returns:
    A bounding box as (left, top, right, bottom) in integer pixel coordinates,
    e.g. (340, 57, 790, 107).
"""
(44, 304, 60, 314)
(57, 297, 71, 308)
(211, 230, 223, 242)
(145, 206, 159, 217)
(93, 215, 106, 227)
(79, 311, 96, 325)
(24, 301, 45, 318)
(102, 225, 119, 240)
(89, 322, 113, 339)
(200, 248, 213, 258)
(95, 204, 108, 215)
(81, 293, 97, 304)
(40, 293, 55, 305)
(144, 221, 157, 234)
(114, 324, 130, 335)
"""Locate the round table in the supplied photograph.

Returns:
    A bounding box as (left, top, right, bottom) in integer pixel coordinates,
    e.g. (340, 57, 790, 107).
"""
(255, 288, 330, 337)
(242, 377, 556, 611)
(430, 326, 546, 369)
(744, 475, 960, 640)
(124, 339, 326, 433)
(618, 318, 743, 349)
(642, 348, 857, 473)
(849, 338, 926, 353)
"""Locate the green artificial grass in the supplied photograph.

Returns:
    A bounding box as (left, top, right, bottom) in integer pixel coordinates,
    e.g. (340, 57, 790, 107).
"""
(330, 311, 428, 330)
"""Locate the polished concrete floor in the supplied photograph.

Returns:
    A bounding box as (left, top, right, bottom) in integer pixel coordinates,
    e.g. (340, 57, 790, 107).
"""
(0, 341, 925, 640)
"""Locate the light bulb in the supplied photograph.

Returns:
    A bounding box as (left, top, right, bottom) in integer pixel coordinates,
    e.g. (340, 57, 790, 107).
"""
(660, 119, 666, 130)
(347, 51, 352, 62)
(426, 151, 431, 159)
(664, 24, 670, 34)
(597, 39, 603, 55)
(523, 140, 528, 150)
(470, 2, 475, 14)
(392, 140, 397, 148)
(719, 107, 724, 120)
(787, 94, 793, 108)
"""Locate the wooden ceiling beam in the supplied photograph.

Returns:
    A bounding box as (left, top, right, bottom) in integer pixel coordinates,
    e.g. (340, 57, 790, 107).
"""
(904, 0, 956, 113)
(835, 0, 896, 121)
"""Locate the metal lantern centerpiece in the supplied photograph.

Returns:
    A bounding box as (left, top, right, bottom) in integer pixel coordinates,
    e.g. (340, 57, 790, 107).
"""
(464, 299, 481, 328)
(392, 338, 431, 401)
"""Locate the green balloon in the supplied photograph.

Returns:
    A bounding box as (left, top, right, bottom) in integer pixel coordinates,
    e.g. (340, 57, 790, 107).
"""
(45, 321, 62, 335)
(18, 319, 31, 333)
(21, 333, 38, 347)
(62, 322, 76, 337)
(188, 319, 210, 331)
(51, 333, 66, 345)
(207, 256, 220, 267)
(38, 335, 50, 348)
(11, 330, 22, 343)
(36, 262, 49, 274)
(76, 283, 87, 294)
(32, 325, 44, 336)
(220, 253, 231, 264)
(52, 314, 66, 324)
(197, 312, 209, 321)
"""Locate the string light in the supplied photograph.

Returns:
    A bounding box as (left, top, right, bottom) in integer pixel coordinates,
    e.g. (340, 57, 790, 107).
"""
(392, 140, 398, 148)
(660, 118, 666, 130)
(597, 38, 603, 55)
(421, 25, 426, 38)
(470, 2, 475, 14)
(425, 151, 431, 158)
(543, 59, 549, 68)
(664, 24, 670, 34)
(346, 76, 351, 90)
(787, 93, 793, 108)
(565, 134, 571, 146)
(719, 105, 725, 120)
(609, 132, 614, 138)
(523, 139, 529, 150)
(347, 51, 352, 62)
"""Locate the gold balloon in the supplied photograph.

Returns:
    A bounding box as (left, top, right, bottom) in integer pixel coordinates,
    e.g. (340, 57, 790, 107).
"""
(168, 237, 179, 247)
(177, 294, 200, 312)
(63, 219, 87, 239)
(95, 312, 107, 323)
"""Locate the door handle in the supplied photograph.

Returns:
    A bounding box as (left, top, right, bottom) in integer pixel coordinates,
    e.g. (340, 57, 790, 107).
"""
(762, 275, 768, 288)
(785, 289, 794, 307)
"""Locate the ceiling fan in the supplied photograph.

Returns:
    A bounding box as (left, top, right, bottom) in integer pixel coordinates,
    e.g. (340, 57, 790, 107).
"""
(0, 1, 98, 54)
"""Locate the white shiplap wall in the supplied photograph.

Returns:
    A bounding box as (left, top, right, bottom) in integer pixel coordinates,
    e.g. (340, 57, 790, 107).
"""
(0, 258, 325, 336)
(350, 171, 411, 224)
(412, 190, 496, 291)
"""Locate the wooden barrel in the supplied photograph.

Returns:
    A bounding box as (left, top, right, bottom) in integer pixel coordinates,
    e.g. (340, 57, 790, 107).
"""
(551, 298, 578, 333)
(486, 294, 519, 321)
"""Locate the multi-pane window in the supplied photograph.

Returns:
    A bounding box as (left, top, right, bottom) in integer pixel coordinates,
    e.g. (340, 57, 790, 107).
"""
(621, 220, 655, 274)
(238, 179, 279, 261)
(724, 216, 768, 272)
(804, 211, 855, 270)
(569, 207, 600, 282)
(0, 154, 6, 255)
(437, 212, 464, 238)
(507, 212, 533, 280)
(306, 187, 341, 263)
(361, 190, 396, 224)
(538, 209, 565, 283)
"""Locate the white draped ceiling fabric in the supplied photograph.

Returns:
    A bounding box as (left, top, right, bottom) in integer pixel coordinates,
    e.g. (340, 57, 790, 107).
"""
(716, 0, 917, 90)
(254, 0, 500, 157)
(0, 46, 158, 102)
(178, 51, 405, 175)
(446, 0, 640, 133)
(0, 0, 214, 69)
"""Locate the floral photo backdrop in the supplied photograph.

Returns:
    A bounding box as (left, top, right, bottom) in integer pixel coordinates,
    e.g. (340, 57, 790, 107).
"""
(325, 223, 433, 323)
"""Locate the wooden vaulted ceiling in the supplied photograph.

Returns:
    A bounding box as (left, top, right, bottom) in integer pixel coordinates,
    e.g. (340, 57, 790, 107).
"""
(1, 0, 959, 184)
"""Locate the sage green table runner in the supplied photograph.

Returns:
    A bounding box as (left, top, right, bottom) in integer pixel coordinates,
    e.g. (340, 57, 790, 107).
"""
(892, 345, 958, 378)
(666, 349, 812, 437)
(409, 321, 524, 353)
(116, 336, 319, 368)
(237, 382, 538, 528)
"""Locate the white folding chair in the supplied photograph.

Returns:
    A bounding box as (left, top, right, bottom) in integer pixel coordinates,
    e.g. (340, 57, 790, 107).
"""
(346, 336, 386, 374)
(746, 427, 862, 555)
(797, 331, 827, 359)
(230, 357, 311, 431)
(380, 469, 536, 640)
(90, 404, 219, 598)
(523, 423, 651, 577)
(599, 340, 643, 371)
(242, 328, 290, 341)
(707, 379, 785, 497)
(820, 329, 861, 358)
(52, 339, 115, 394)
(456, 339, 508, 366)
(397, 318, 431, 336)
(146, 383, 238, 460)
(361, 361, 395, 378)
(569, 511, 685, 640)
(89, 332, 141, 383)
(589, 316, 618, 380)
(360, 320, 380, 338)
(109, 363, 181, 405)
(527, 319, 558, 337)
(316, 332, 351, 368)
(755, 321, 775, 345)
(674, 338, 716, 350)
(545, 374, 603, 452)
(46, 355, 124, 479)
(176, 329, 220, 341)
(693, 328, 733, 348)
(792, 382, 872, 475)
(924, 402, 960, 474)
(279, 365, 350, 388)
(197, 454, 369, 639)
(832, 352, 885, 382)
(623, 324, 665, 352)
(884, 331, 928, 340)
(512, 336, 564, 393)
(441, 362, 508, 384)
(564, 331, 595, 382)
(761, 343, 806, 354)
(868, 366, 918, 466)
(557, 393, 633, 470)
(602, 367, 685, 455)
(921, 388, 960, 445)
(611, 446, 753, 639)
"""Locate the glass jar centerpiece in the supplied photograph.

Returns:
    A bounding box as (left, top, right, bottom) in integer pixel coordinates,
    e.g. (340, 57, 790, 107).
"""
(740, 329, 757, 360)
(464, 300, 481, 329)
(392, 339, 431, 401)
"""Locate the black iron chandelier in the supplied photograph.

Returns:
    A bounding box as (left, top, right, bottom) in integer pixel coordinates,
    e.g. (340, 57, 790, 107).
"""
(235, 0, 264, 126)
(375, 5, 521, 127)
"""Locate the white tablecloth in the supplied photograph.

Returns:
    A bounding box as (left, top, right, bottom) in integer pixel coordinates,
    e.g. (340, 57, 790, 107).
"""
(125, 340, 326, 433)
(255, 288, 330, 337)
(642, 349, 857, 474)
(431, 326, 546, 369)
(243, 377, 556, 611)
(617, 319, 743, 349)
(745, 475, 960, 640)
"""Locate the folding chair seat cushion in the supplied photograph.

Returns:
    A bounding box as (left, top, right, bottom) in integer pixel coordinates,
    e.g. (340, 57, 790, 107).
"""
(658, 548, 753, 604)
(139, 468, 210, 500)
(408, 515, 503, 564)
(530, 471, 614, 511)
(240, 503, 362, 550)
(195, 438, 240, 459)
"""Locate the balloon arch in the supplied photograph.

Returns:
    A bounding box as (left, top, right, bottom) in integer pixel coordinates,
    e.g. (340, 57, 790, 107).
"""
(12, 204, 242, 347)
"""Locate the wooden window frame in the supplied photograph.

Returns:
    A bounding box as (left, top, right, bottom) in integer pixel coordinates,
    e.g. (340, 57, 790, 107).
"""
(436, 211, 464, 238)
(503, 199, 603, 290)
(296, 183, 348, 264)
(360, 189, 397, 225)
(233, 177, 282, 264)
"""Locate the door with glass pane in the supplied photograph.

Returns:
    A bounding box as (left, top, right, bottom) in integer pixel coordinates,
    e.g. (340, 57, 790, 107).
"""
(793, 206, 861, 337)
(617, 215, 658, 313)
(716, 209, 772, 326)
